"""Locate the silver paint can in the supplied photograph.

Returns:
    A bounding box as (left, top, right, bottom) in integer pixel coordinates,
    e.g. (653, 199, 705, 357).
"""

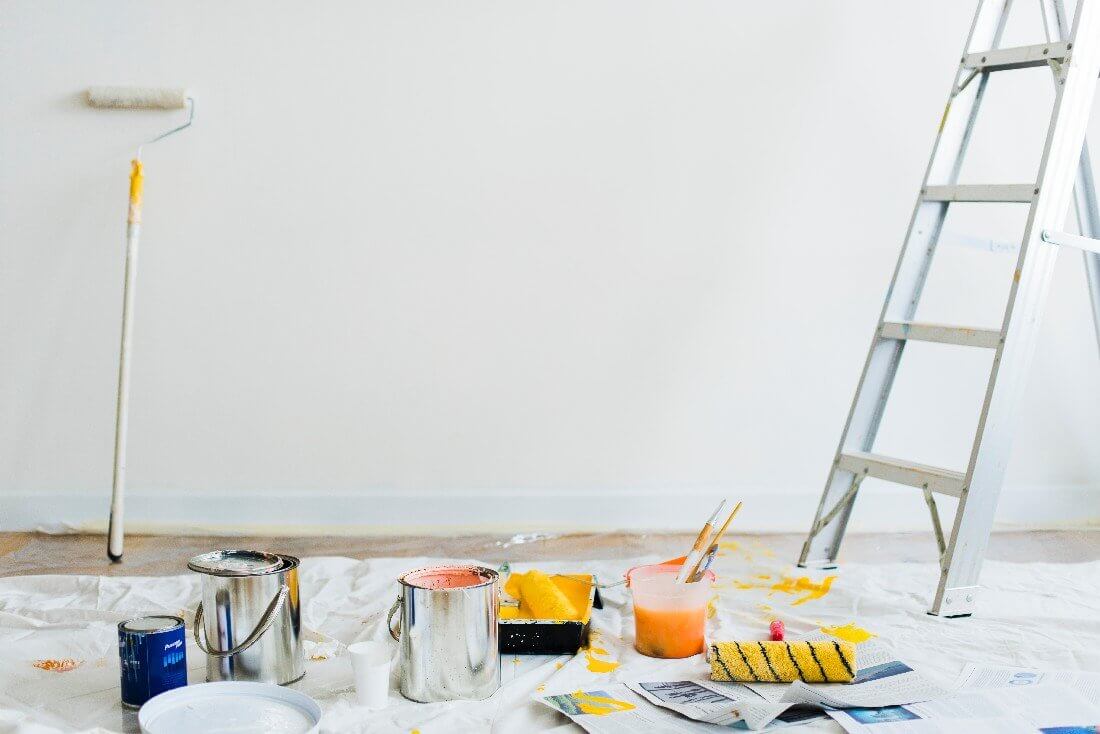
(188, 550, 305, 685)
(387, 565, 499, 702)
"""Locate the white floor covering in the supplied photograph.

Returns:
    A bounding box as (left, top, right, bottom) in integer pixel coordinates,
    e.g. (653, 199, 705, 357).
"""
(1, 540, 1098, 733)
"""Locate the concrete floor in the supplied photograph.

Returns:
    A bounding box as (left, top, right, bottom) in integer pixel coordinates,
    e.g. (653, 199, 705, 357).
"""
(2, 529, 1098, 577)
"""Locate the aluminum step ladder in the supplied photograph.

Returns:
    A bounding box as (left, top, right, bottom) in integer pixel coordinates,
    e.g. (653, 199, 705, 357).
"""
(798, 0, 1100, 617)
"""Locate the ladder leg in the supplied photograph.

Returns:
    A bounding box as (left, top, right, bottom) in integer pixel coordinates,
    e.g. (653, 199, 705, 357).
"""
(1071, 144, 1100, 354)
(1041, 0, 1100, 354)
(932, 0, 1100, 617)
(799, 0, 1015, 568)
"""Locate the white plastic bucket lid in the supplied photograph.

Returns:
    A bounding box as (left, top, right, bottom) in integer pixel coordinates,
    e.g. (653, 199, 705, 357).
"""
(138, 681, 321, 734)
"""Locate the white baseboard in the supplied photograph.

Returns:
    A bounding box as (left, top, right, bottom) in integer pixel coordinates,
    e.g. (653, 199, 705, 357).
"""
(4, 485, 1098, 535)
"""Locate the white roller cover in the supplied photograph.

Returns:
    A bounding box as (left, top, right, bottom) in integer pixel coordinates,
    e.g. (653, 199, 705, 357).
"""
(86, 86, 189, 109)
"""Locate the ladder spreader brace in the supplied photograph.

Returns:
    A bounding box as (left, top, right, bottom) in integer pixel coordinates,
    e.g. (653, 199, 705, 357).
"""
(798, 0, 1100, 617)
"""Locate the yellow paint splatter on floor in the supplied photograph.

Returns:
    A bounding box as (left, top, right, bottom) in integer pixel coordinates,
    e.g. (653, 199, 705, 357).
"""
(731, 574, 837, 606)
(583, 646, 620, 673)
(537, 683, 546, 692)
(758, 603, 773, 613)
(754, 574, 772, 581)
(572, 690, 636, 716)
(555, 661, 564, 670)
(820, 622, 876, 644)
(706, 596, 718, 619)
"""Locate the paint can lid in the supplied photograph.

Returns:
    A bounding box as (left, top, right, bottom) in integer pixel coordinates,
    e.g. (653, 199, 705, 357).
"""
(120, 615, 184, 633)
(188, 550, 284, 576)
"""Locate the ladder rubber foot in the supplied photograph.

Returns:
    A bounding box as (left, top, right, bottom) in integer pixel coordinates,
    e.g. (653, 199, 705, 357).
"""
(108, 550, 123, 563)
(928, 611, 972, 619)
(797, 562, 838, 571)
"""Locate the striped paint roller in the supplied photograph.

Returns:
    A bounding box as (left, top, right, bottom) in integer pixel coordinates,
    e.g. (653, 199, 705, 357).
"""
(709, 640, 857, 683)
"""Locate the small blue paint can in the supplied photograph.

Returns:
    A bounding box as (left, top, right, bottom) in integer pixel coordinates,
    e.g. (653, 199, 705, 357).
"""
(118, 615, 187, 708)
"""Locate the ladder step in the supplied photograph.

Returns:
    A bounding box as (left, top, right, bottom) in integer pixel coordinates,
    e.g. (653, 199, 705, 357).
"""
(880, 321, 1002, 348)
(962, 41, 1070, 72)
(838, 451, 966, 497)
(922, 184, 1036, 203)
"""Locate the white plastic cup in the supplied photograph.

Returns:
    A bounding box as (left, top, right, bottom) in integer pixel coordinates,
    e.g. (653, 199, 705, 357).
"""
(347, 641, 393, 710)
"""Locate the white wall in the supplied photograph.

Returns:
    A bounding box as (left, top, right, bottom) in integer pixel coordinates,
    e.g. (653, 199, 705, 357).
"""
(4, 1, 1100, 535)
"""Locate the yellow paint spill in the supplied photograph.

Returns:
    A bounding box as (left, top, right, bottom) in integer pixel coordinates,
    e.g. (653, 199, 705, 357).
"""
(309, 654, 328, 661)
(731, 574, 837, 606)
(706, 596, 718, 619)
(537, 683, 546, 692)
(773, 576, 836, 605)
(583, 646, 620, 673)
(758, 603, 773, 613)
(754, 574, 772, 580)
(555, 661, 564, 670)
(820, 622, 876, 644)
(572, 690, 636, 716)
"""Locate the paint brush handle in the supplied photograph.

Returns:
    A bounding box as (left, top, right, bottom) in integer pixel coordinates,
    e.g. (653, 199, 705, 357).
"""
(674, 524, 713, 584)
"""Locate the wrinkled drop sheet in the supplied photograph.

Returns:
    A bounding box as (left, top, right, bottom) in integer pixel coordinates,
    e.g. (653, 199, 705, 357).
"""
(2, 548, 1099, 733)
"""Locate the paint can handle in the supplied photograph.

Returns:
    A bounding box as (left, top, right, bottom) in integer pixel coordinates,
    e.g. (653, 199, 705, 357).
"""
(193, 583, 289, 658)
(387, 597, 402, 642)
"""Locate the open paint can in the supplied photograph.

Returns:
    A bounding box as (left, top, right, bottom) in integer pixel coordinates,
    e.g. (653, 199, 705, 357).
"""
(387, 565, 499, 702)
(188, 550, 305, 685)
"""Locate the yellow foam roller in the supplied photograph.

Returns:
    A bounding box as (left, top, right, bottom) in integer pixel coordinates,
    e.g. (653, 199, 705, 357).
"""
(709, 640, 856, 683)
(512, 570, 579, 620)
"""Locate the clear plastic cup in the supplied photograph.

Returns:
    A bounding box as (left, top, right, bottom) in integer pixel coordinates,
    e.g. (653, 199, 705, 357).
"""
(627, 563, 715, 659)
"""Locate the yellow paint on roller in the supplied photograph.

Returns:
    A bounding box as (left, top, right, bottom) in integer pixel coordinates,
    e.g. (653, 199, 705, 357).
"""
(503, 571, 590, 622)
(820, 622, 876, 644)
(572, 691, 636, 716)
(583, 646, 620, 673)
(709, 640, 856, 683)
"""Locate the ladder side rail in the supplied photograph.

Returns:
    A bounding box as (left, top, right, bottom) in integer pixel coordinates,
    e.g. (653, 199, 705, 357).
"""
(1041, 0, 1100, 355)
(933, 0, 1100, 616)
(799, 0, 1017, 567)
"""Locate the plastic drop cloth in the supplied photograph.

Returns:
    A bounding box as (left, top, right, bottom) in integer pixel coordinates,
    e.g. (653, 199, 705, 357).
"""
(1, 548, 1099, 733)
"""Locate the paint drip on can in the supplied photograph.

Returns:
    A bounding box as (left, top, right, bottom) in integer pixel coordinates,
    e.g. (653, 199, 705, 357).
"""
(118, 615, 187, 708)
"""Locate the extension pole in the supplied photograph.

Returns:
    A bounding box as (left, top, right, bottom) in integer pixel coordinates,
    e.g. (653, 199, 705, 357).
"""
(107, 159, 143, 562)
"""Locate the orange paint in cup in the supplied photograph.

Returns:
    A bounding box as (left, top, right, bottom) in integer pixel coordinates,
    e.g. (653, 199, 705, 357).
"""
(627, 563, 714, 659)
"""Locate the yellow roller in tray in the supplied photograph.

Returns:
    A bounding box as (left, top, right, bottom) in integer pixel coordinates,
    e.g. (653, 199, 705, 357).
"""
(709, 640, 856, 683)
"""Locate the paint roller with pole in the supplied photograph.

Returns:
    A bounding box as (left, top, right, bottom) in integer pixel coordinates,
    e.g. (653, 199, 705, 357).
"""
(86, 86, 194, 562)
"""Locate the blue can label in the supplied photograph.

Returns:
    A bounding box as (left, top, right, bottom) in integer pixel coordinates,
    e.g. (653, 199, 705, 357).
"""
(118, 616, 187, 707)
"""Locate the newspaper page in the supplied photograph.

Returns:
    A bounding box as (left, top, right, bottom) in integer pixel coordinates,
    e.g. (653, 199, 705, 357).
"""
(956, 663, 1100, 706)
(628, 679, 825, 730)
(538, 685, 730, 733)
(828, 683, 1100, 733)
(628, 634, 948, 730)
